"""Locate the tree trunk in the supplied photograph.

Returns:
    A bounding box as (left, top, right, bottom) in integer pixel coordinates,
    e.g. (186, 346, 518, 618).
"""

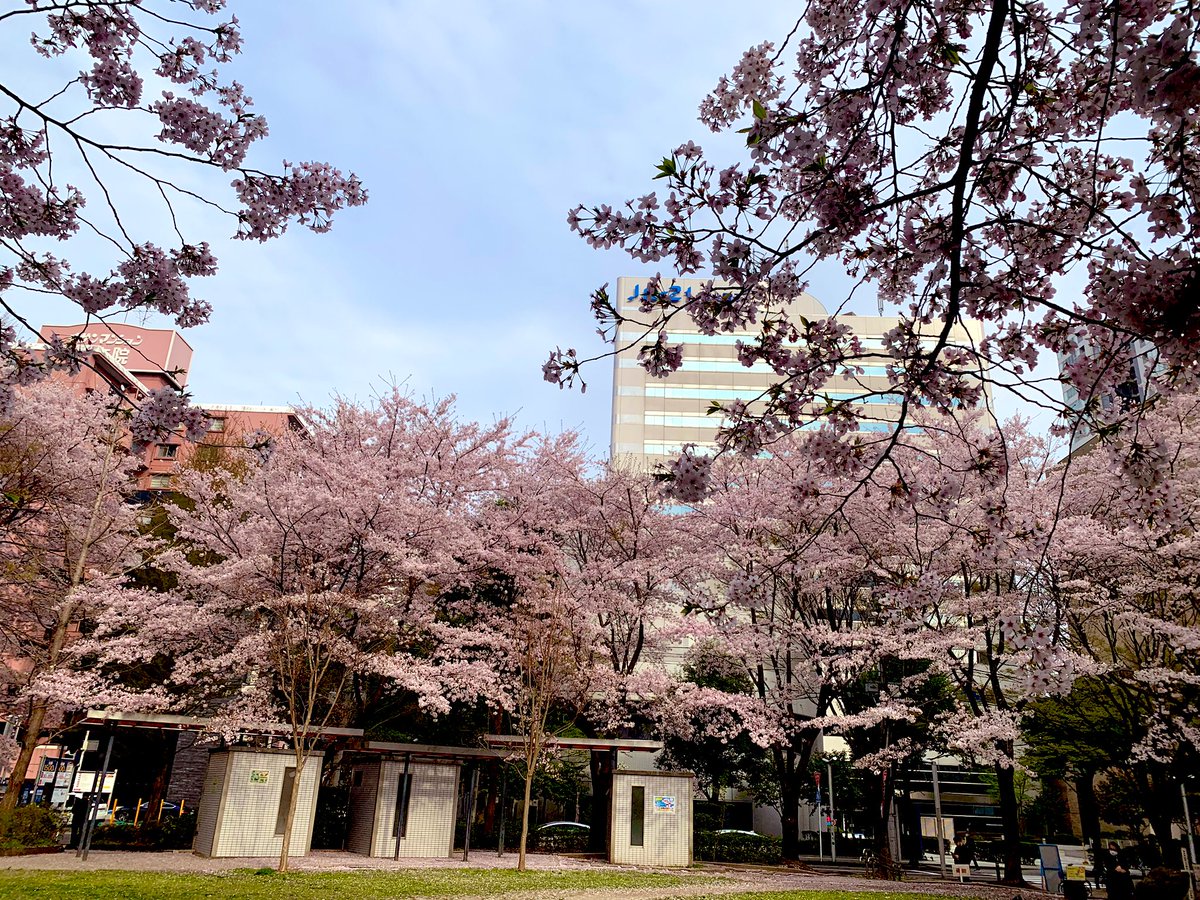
(139, 732, 174, 835)
(587, 750, 613, 854)
(1143, 776, 1182, 870)
(1, 700, 46, 811)
(1074, 769, 1101, 854)
(278, 755, 304, 873)
(3, 595, 77, 812)
(482, 765, 498, 839)
(995, 762, 1028, 885)
(517, 764, 534, 871)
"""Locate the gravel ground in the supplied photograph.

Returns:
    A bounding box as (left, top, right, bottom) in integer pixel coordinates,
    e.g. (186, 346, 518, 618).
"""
(0, 849, 1050, 899)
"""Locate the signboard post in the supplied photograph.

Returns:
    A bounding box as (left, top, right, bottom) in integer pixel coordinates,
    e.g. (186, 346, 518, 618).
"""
(1040, 844, 1064, 896)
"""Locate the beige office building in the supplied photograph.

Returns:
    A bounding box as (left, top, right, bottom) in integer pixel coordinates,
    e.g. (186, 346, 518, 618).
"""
(610, 276, 985, 469)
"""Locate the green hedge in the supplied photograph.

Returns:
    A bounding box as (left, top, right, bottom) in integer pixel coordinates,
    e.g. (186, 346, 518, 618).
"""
(529, 825, 590, 854)
(0, 806, 61, 851)
(90, 811, 196, 851)
(694, 830, 782, 865)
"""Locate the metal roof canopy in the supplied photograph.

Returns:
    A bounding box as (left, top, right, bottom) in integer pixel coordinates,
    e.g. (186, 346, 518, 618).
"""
(362, 741, 510, 761)
(484, 735, 663, 752)
(82, 708, 365, 738)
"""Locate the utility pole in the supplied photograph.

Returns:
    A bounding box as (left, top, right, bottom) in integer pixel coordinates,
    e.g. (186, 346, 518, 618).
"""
(828, 761, 837, 863)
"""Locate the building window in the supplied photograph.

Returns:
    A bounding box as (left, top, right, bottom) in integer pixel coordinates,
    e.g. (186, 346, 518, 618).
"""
(630, 786, 645, 847)
(155, 444, 178, 459)
(195, 445, 220, 464)
(275, 767, 297, 836)
(149, 474, 172, 490)
(207, 418, 226, 433)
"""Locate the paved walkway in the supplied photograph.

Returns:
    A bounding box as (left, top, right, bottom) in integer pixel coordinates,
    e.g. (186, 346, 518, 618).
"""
(1, 849, 1049, 899)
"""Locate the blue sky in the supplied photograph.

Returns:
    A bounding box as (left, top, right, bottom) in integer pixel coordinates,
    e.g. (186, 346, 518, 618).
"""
(144, 1, 804, 454)
(13, 1, 1056, 450)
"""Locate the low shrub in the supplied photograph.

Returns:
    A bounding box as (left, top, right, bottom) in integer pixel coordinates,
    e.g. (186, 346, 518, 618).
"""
(529, 825, 590, 853)
(694, 830, 782, 865)
(0, 805, 61, 851)
(89, 811, 196, 851)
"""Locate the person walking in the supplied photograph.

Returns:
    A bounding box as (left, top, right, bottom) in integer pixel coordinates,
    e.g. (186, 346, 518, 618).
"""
(1107, 859, 1135, 900)
(953, 835, 968, 865)
(68, 793, 90, 849)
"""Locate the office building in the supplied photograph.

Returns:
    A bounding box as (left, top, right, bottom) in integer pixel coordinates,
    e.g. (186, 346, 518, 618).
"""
(610, 276, 985, 469)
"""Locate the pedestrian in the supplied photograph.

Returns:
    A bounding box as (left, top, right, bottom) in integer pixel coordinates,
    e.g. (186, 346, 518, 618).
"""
(953, 835, 968, 865)
(1093, 842, 1115, 885)
(68, 793, 90, 849)
(1108, 859, 1135, 900)
(965, 832, 979, 871)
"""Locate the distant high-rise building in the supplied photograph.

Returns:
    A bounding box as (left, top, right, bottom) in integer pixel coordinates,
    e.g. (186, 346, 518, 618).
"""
(1057, 337, 1159, 454)
(609, 276, 985, 469)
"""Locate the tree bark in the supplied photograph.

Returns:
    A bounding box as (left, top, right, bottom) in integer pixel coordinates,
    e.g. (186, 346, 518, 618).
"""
(517, 764, 534, 871)
(1074, 769, 1101, 853)
(278, 755, 304, 873)
(996, 762, 1028, 885)
(139, 731, 174, 835)
(1, 700, 45, 811)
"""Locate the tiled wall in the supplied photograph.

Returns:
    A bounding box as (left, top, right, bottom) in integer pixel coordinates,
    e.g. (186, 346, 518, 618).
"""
(167, 732, 209, 808)
(192, 749, 323, 858)
(610, 771, 694, 867)
(357, 760, 459, 858)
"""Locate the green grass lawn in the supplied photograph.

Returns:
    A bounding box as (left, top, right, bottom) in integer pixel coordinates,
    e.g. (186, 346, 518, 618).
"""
(0, 867, 703, 900)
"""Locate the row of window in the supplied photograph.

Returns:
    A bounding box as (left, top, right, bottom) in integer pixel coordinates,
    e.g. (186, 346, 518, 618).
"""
(643, 413, 898, 433)
(618, 359, 894, 377)
(146, 418, 226, 488)
(617, 331, 944, 352)
(642, 386, 904, 403)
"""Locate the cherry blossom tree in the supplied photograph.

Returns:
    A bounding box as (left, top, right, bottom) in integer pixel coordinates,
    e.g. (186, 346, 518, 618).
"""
(855, 416, 1096, 883)
(0, 380, 142, 811)
(1, 1, 365, 437)
(467, 435, 603, 870)
(78, 390, 519, 871)
(1048, 393, 1200, 867)
(555, 0, 1200, 494)
(668, 439, 909, 861)
(546, 463, 701, 849)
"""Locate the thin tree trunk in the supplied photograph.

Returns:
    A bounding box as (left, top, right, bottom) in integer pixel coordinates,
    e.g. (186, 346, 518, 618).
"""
(1, 700, 46, 811)
(278, 754, 304, 873)
(3, 437, 117, 812)
(517, 763, 534, 871)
